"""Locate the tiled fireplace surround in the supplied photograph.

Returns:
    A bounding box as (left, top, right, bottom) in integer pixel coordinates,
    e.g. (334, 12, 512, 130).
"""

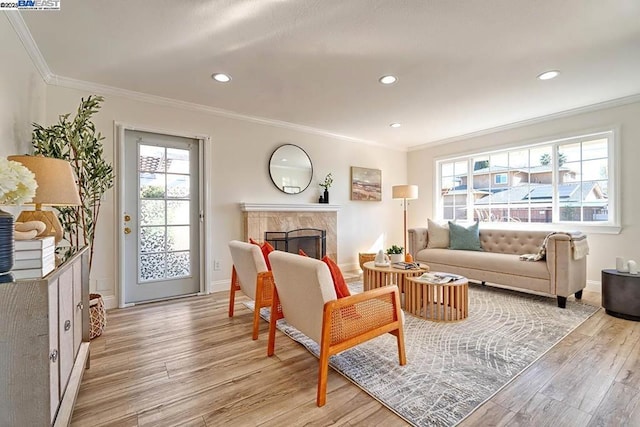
(240, 203, 339, 261)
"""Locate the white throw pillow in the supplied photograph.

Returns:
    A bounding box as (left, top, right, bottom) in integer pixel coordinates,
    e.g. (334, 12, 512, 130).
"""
(426, 219, 450, 249)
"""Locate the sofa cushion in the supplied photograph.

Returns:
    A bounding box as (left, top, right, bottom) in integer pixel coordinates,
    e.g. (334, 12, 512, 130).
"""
(427, 219, 450, 248)
(449, 221, 482, 251)
(416, 248, 549, 280)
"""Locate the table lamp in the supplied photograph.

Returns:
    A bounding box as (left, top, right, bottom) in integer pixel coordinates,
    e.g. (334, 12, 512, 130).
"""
(392, 184, 418, 262)
(7, 155, 81, 244)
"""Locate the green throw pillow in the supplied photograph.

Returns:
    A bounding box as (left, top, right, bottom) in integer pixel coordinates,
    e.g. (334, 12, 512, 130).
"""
(448, 221, 483, 251)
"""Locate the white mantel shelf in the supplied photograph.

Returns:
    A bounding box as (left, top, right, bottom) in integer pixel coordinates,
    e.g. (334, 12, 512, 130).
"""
(240, 203, 341, 212)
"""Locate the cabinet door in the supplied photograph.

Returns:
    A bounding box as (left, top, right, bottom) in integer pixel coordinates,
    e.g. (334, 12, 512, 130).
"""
(73, 260, 83, 357)
(58, 269, 75, 397)
(49, 279, 59, 424)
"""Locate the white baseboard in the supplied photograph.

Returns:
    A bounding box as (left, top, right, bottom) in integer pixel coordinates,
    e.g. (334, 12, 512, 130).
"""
(103, 295, 118, 310)
(586, 280, 601, 293)
(211, 279, 229, 293)
(339, 262, 359, 273)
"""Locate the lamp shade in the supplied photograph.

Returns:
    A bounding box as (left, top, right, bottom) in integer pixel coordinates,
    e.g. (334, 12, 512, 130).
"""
(7, 155, 81, 206)
(392, 184, 418, 200)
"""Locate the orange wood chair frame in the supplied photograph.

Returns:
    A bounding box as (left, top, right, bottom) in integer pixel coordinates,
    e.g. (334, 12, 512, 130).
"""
(267, 285, 406, 406)
(228, 266, 275, 340)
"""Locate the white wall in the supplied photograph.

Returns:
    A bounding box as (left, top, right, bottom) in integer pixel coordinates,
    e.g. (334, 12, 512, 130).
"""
(0, 14, 46, 158)
(408, 100, 640, 290)
(44, 85, 407, 306)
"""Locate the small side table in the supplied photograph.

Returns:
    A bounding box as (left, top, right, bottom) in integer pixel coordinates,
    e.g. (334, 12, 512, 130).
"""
(602, 269, 640, 321)
(405, 275, 469, 321)
(362, 261, 428, 294)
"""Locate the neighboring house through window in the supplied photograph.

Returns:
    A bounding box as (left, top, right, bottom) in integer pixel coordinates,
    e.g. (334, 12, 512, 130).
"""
(436, 131, 616, 227)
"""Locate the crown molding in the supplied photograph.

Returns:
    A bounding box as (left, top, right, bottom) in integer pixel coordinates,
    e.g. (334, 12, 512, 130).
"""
(48, 75, 405, 151)
(5, 10, 53, 83)
(408, 93, 640, 152)
(5, 12, 403, 151)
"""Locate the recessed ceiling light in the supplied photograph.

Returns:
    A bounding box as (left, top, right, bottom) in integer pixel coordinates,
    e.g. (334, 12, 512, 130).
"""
(281, 158, 288, 162)
(537, 70, 560, 81)
(212, 73, 232, 83)
(390, 122, 401, 128)
(379, 75, 398, 85)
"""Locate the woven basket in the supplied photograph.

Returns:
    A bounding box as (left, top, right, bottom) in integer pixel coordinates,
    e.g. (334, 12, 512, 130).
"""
(358, 252, 377, 270)
(89, 293, 106, 339)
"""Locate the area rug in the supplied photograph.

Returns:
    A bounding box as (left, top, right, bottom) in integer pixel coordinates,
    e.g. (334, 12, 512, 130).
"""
(245, 283, 598, 426)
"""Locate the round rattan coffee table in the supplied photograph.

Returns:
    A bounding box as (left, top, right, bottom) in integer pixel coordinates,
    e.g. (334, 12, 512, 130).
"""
(362, 261, 429, 294)
(405, 274, 468, 321)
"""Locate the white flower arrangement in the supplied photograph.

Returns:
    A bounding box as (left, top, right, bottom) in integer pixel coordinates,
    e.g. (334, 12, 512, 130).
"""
(0, 157, 38, 205)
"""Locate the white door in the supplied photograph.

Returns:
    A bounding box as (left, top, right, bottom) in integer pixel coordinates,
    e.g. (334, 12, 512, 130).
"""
(123, 130, 201, 304)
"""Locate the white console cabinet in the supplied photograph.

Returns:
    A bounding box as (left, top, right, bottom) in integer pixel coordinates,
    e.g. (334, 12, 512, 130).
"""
(0, 247, 90, 426)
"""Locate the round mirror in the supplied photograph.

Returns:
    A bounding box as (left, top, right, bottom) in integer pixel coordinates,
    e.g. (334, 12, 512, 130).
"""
(269, 144, 313, 194)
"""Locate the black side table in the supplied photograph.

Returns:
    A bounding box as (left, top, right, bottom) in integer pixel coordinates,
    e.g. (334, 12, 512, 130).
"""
(602, 269, 640, 321)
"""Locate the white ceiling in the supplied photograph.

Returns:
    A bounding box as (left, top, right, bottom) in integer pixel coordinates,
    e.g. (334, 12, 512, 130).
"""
(19, 0, 640, 149)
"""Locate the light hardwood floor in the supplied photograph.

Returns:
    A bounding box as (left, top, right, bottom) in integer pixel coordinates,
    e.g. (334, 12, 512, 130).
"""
(72, 284, 640, 426)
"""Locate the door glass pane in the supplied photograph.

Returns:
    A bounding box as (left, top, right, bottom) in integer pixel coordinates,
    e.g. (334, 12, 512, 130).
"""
(140, 226, 165, 253)
(167, 148, 190, 174)
(139, 145, 166, 172)
(140, 200, 165, 225)
(167, 251, 190, 278)
(140, 253, 166, 281)
(167, 226, 190, 251)
(167, 201, 190, 225)
(167, 174, 190, 198)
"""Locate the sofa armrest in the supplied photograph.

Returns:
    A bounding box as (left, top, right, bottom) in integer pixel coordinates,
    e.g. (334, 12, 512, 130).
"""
(408, 228, 428, 257)
(545, 234, 587, 297)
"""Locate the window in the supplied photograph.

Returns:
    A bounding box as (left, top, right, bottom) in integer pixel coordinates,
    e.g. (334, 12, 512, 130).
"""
(436, 131, 615, 227)
(494, 173, 507, 185)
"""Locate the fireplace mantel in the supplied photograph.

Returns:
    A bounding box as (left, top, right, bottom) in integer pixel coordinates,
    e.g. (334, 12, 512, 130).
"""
(240, 203, 341, 212)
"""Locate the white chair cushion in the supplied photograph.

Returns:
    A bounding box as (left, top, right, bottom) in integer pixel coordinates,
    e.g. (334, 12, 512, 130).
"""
(228, 240, 268, 300)
(269, 251, 337, 343)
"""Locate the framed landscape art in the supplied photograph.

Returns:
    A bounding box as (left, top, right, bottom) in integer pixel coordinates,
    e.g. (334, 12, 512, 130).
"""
(351, 167, 382, 201)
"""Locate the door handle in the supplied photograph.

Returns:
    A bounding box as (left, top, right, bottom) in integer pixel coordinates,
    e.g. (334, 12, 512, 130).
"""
(124, 214, 131, 222)
(124, 227, 132, 235)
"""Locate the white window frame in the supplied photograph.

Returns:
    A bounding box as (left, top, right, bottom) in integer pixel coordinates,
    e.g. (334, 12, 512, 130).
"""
(434, 129, 620, 234)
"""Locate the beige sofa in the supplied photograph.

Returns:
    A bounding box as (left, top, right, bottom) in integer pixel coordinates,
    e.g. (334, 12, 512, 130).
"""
(408, 227, 587, 308)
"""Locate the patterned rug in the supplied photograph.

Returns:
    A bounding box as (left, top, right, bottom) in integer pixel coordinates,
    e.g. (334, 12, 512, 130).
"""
(246, 282, 598, 426)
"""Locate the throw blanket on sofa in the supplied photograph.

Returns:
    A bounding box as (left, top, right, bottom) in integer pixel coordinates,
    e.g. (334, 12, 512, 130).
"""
(520, 232, 589, 262)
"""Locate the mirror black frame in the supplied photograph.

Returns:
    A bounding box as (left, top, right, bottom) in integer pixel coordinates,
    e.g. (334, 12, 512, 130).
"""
(268, 144, 313, 194)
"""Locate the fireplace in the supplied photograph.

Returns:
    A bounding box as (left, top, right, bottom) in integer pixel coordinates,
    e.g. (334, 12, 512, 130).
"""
(265, 228, 326, 259)
(241, 203, 338, 261)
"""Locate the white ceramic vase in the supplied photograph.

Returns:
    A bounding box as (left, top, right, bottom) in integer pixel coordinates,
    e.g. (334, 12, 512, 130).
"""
(389, 253, 403, 264)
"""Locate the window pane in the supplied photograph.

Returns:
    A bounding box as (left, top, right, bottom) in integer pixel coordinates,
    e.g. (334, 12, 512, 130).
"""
(167, 251, 190, 278)
(139, 145, 165, 172)
(582, 159, 607, 181)
(167, 148, 190, 174)
(140, 253, 165, 281)
(167, 226, 190, 251)
(140, 226, 165, 253)
(559, 143, 581, 163)
(167, 201, 190, 225)
(582, 138, 608, 160)
(140, 200, 165, 225)
(167, 174, 190, 198)
(441, 163, 453, 177)
(140, 172, 165, 198)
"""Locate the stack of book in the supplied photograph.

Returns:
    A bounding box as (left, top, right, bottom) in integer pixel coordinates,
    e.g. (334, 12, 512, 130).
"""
(13, 236, 56, 279)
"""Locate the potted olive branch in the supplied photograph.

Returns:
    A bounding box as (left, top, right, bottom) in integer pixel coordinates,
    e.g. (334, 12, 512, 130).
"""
(31, 95, 114, 273)
(319, 172, 333, 203)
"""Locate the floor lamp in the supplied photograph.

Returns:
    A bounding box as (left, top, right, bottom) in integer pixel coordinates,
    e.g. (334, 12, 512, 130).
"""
(8, 155, 81, 244)
(392, 184, 418, 262)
